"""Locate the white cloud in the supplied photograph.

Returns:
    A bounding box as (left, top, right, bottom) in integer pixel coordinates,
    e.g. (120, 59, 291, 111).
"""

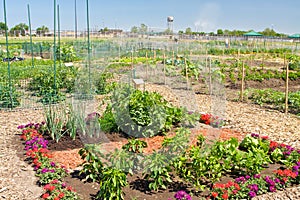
(194, 2, 221, 32)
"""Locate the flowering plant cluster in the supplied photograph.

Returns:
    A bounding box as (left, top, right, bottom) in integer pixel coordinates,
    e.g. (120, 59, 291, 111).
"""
(18, 122, 78, 200)
(199, 113, 224, 128)
(209, 134, 300, 199)
(168, 190, 192, 200)
(41, 179, 78, 200)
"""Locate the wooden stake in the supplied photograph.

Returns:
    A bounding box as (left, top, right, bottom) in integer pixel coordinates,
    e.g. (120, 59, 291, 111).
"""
(240, 61, 245, 101)
(146, 52, 148, 80)
(185, 57, 189, 89)
(285, 57, 289, 114)
(209, 58, 212, 95)
(163, 52, 166, 85)
(172, 50, 175, 66)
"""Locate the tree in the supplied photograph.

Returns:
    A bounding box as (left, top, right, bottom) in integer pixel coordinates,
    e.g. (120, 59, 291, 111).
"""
(139, 23, 148, 34)
(217, 29, 224, 35)
(36, 25, 49, 36)
(0, 22, 8, 35)
(130, 26, 138, 33)
(178, 30, 184, 35)
(185, 27, 192, 35)
(10, 23, 29, 36)
(0, 22, 8, 31)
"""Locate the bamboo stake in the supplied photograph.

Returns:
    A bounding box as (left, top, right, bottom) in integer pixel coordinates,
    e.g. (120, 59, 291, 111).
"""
(285, 55, 289, 114)
(209, 58, 212, 95)
(185, 57, 189, 89)
(240, 61, 245, 101)
(163, 52, 166, 85)
(146, 52, 148, 80)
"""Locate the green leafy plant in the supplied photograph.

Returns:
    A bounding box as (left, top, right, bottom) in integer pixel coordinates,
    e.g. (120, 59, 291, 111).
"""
(44, 104, 68, 142)
(78, 145, 104, 182)
(0, 83, 20, 108)
(97, 167, 128, 200)
(143, 152, 172, 191)
(122, 138, 147, 153)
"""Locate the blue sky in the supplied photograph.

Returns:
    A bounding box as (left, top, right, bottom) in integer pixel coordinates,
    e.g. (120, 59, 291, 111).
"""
(0, 0, 299, 34)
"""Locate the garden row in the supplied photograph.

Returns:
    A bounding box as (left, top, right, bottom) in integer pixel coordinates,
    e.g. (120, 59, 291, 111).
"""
(18, 121, 300, 200)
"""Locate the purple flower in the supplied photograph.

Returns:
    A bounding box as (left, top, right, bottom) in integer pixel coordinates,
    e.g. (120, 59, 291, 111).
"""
(235, 176, 246, 183)
(251, 133, 259, 138)
(253, 174, 261, 179)
(62, 182, 67, 188)
(174, 191, 192, 200)
(293, 165, 300, 171)
(17, 125, 25, 129)
(248, 191, 256, 198)
(274, 178, 280, 183)
(269, 186, 276, 192)
(41, 168, 48, 174)
(50, 162, 56, 167)
(245, 175, 251, 180)
(248, 184, 259, 192)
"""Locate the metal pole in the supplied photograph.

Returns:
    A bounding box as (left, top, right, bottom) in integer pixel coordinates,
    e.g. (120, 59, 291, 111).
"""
(53, 0, 57, 92)
(74, 0, 78, 39)
(3, 0, 13, 108)
(57, 4, 61, 66)
(86, 0, 91, 92)
(27, 4, 34, 68)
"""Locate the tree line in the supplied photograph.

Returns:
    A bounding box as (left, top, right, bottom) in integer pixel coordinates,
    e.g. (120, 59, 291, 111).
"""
(0, 22, 49, 36)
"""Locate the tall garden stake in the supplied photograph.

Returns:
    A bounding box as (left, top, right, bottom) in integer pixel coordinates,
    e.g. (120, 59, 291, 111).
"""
(3, 0, 13, 108)
(27, 4, 34, 68)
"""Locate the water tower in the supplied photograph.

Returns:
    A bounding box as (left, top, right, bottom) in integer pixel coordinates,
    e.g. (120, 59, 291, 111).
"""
(167, 16, 174, 34)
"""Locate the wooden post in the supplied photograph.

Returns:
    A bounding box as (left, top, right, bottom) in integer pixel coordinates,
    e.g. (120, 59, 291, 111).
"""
(185, 57, 189, 89)
(285, 56, 289, 114)
(172, 50, 175, 66)
(262, 53, 265, 70)
(209, 57, 212, 95)
(163, 52, 166, 85)
(146, 51, 148, 80)
(240, 61, 245, 101)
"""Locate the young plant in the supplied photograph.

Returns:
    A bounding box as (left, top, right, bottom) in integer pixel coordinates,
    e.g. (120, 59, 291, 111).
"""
(142, 152, 172, 191)
(78, 145, 103, 182)
(122, 138, 147, 153)
(97, 167, 128, 200)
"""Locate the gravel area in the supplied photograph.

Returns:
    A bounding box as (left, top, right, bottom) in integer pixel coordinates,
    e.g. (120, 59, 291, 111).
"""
(0, 109, 44, 200)
(0, 92, 299, 199)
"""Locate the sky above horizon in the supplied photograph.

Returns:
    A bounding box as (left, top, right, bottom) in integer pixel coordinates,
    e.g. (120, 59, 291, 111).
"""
(0, 0, 299, 35)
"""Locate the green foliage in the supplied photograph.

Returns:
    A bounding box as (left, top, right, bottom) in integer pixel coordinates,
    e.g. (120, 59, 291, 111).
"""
(43, 104, 68, 142)
(122, 138, 147, 153)
(101, 84, 184, 137)
(288, 54, 300, 71)
(244, 88, 300, 114)
(143, 152, 172, 191)
(97, 167, 128, 200)
(99, 105, 119, 133)
(105, 148, 135, 175)
(0, 83, 20, 108)
(78, 145, 104, 182)
(56, 44, 79, 62)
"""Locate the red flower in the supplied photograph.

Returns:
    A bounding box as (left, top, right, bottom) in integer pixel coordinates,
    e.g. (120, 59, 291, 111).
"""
(48, 185, 56, 192)
(53, 197, 59, 200)
(51, 179, 59, 184)
(211, 192, 218, 198)
(58, 193, 64, 198)
(261, 135, 269, 140)
(42, 193, 50, 199)
(222, 192, 229, 199)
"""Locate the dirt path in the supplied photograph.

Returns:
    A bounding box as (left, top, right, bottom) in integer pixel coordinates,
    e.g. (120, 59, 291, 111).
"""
(0, 109, 44, 199)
